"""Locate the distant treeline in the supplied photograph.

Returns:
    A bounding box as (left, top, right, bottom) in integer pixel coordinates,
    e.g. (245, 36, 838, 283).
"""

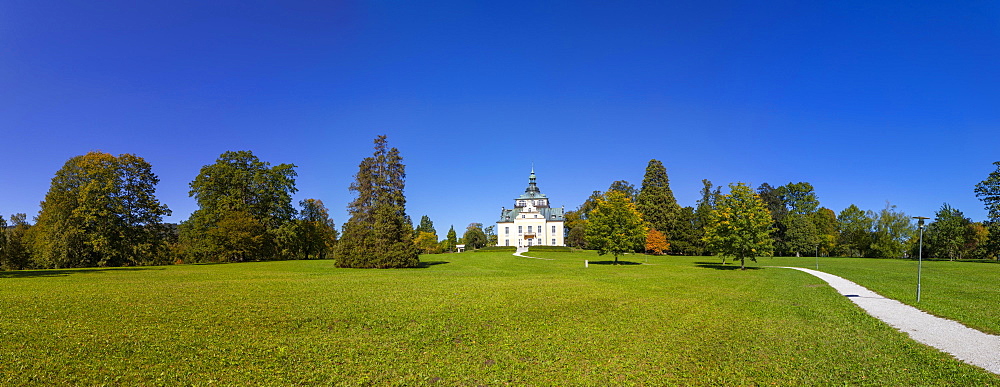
(3, 149, 999, 271)
(0, 136, 425, 270)
(563, 159, 1000, 261)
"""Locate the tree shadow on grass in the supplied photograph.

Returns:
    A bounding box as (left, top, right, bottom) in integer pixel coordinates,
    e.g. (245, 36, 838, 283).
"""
(0, 267, 164, 279)
(415, 261, 449, 268)
(694, 262, 763, 271)
(587, 260, 643, 266)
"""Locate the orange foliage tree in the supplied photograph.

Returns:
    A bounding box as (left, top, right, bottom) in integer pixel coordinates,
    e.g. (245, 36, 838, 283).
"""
(645, 228, 670, 255)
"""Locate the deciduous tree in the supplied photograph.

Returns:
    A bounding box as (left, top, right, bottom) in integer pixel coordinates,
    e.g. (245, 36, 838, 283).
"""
(2, 214, 33, 270)
(869, 202, 914, 259)
(296, 199, 338, 259)
(180, 150, 297, 262)
(585, 190, 646, 264)
(703, 183, 773, 269)
(607, 180, 637, 202)
(463, 223, 488, 250)
(812, 208, 838, 256)
(925, 203, 970, 260)
(974, 161, 1000, 258)
(337, 136, 419, 268)
(645, 228, 669, 255)
(836, 204, 873, 257)
(413, 231, 441, 254)
(782, 214, 818, 257)
(33, 152, 171, 268)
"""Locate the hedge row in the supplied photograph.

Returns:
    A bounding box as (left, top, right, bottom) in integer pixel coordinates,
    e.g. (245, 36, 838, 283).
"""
(527, 246, 572, 252)
(473, 246, 517, 252)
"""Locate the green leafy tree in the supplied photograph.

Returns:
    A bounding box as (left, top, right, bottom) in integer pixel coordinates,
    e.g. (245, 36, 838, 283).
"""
(445, 225, 457, 252)
(337, 136, 419, 268)
(669, 206, 700, 255)
(180, 150, 297, 262)
(296, 199, 338, 259)
(578, 190, 604, 219)
(974, 161, 1000, 258)
(782, 214, 818, 257)
(415, 215, 436, 235)
(777, 182, 820, 215)
(869, 203, 914, 259)
(703, 183, 774, 269)
(966, 222, 992, 259)
(33, 152, 171, 268)
(585, 190, 647, 264)
(836, 204, 873, 257)
(693, 179, 721, 255)
(756, 183, 788, 223)
(463, 223, 488, 250)
(756, 183, 787, 253)
(812, 208, 838, 256)
(3, 214, 33, 270)
(636, 159, 681, 248)
(413, 231, 441, 254)
(925, 203, 970, 260)
(0, 215, 7, 269)
(608, 180, 637, 202)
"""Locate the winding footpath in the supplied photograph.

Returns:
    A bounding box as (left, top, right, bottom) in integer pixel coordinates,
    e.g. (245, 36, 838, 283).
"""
(778, 266, 1000, 375)
(512, 246, 553, 260)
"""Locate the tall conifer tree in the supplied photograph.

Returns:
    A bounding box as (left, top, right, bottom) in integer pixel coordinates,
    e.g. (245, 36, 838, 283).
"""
(337, 135, 419, 268)
(636, 159, 680, 245)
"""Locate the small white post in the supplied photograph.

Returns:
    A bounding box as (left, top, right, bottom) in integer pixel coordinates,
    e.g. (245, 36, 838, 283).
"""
(585, 260, 589, 268)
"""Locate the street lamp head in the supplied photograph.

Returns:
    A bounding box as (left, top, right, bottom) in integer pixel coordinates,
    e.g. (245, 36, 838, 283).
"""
(912, 216, 930, 228)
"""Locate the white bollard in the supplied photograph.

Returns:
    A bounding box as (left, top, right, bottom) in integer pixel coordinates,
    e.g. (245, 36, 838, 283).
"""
(585, 260, 588, 268)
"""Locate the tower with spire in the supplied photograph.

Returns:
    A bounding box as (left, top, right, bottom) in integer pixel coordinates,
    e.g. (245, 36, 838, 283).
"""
(497, 167, 565, 247)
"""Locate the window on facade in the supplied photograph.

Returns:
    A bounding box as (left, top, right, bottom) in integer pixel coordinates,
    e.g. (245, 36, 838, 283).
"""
(518, 226, 523, 234)
(528, 226, 533, 233)
(552, 239, 556, 245)
(522, 215, 525, 218)
(505, 227, 509, 235)
(551, 225, 556, 234)
(505, 239, 509, 246)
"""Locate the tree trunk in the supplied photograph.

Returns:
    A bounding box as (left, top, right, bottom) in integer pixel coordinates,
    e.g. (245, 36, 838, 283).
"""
(740, 257, 746, 270)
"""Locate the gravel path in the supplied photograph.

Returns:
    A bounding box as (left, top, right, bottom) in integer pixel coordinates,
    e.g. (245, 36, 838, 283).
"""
(779, 266, 1000, 375)
(512, 247, 553, 260)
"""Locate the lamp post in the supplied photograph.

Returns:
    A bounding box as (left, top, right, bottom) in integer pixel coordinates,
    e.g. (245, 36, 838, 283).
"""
(913, 216, 930, 302)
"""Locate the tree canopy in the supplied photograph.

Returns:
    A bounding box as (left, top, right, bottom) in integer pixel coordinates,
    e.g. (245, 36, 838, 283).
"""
(33, 152, 171, 268)
(180, 150, 297, 262)
(585, 190, 646, 264)
(703, 183, 773, 269)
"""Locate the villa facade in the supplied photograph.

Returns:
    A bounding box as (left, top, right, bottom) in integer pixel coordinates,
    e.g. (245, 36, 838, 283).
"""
(496, 169, 565, 247)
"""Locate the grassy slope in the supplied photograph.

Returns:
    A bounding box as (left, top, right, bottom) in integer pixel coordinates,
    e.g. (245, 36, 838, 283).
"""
(0, 252, 996, 385)
(768, 256, 1000, 336)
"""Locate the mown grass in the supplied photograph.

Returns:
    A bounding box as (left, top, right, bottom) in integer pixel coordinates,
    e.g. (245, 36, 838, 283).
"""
(0, 252, 997, 385)
(769, 255, 1000, 336)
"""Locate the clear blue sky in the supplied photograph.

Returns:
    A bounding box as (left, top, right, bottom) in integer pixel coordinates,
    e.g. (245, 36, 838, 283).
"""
(2, 1, 999, 235)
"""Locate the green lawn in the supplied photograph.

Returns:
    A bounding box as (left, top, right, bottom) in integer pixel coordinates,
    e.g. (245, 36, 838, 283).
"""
(768, 255, 1000, 336)
(1, 252, 997, 385)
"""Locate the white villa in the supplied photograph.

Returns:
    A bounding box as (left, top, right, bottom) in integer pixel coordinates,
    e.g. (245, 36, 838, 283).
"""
(497, 168, 565, 247)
